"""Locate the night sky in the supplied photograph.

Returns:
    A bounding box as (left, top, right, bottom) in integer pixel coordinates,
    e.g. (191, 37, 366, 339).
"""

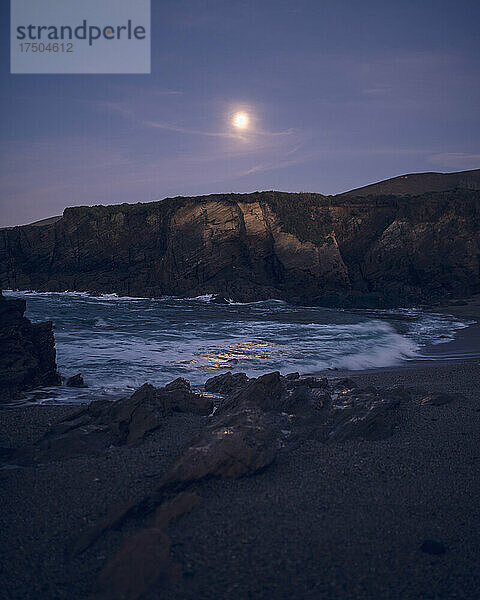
(1, 0, 479, 226)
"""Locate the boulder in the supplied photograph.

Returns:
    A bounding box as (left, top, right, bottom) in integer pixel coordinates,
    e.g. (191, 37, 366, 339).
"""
(328, 387, 408, 441)
(164, 377, 190, 392)
(0, 290, 60, 401)
(162, 407, 278, 485)
(204, 371, 249, 394)
(285, 372, 300, 380)
(66, 373, 87, 388)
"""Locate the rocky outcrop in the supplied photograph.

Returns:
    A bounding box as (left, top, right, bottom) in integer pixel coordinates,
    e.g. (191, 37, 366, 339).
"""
(26, 380, 213, 462)
(71, 371, 407, 560)
(1, 177, 479, 306)
(0, 290, 60, 401)
(66, 373, 87, 388)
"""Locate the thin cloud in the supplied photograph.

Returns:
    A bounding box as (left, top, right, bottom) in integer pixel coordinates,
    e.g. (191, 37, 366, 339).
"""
(428, 152, 480, 170)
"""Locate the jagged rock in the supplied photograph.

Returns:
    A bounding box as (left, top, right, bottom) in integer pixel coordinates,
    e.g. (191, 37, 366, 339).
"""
(204, 371, 249, 394)
(163, 406, 278, 485)
(0, 290, 60, 401)
(327, 387, 408, 441)
(286, 375, 329, 391)
(66, 373, 87, 388)
(72, 373, 414, 561)
(333, 377, 358, 391)
(284, 385, 332, 415)
(164, 377, 190, 392)
(222, 371, 286, 413)
(23, 380, 212, 461)
(285, 372, 300, 380)
(72, 405, 278, 555)
(297, 376, 329, 389)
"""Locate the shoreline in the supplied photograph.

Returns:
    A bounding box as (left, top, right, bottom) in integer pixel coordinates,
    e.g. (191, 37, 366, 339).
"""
(1, 296, 479, 599)
(1, 358, 480, 599)
(2, 292, 479, 410)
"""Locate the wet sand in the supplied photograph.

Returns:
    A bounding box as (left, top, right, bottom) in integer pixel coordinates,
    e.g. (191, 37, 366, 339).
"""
(1, 301, 480, 599)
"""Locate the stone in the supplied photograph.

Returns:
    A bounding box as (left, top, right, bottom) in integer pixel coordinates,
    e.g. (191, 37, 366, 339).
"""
(24, 381, 212, 462)
(162, 407, 278, 485)
(164, 377, 190, 392)
(204, 371, 249, 394)
(0, 290, 61, 401)
(334, 378, 358, 391)
(285, 372, 300, 380)
(328, 388, 408, 441)
(66, 373, 87, 388)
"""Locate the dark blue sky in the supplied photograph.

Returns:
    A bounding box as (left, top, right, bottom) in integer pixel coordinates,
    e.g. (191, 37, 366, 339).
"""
(1, 0, 479, 226)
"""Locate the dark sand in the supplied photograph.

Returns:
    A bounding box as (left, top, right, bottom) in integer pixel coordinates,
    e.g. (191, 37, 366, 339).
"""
(1, 303, 480, 599)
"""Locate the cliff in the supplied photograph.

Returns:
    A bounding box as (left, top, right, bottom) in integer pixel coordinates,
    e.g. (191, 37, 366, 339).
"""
(0, 291, 61, 401)
(0, 186, 479, 307)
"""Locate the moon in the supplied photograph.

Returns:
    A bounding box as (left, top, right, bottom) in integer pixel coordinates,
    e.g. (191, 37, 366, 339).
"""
(232, 111, 249, 129)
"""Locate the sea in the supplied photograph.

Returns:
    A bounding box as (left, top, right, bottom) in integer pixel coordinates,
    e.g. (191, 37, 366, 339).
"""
(4, 290, 476, 405)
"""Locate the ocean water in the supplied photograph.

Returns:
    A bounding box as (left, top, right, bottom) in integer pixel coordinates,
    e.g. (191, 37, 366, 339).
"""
(4, 291, 475, 405)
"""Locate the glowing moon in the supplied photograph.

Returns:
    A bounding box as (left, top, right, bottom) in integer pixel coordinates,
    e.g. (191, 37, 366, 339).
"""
(232, 111, 249, 129)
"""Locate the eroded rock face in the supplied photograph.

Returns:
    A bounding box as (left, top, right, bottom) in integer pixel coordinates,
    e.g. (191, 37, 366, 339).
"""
(0, 290, 60, 401)
(2, 187, 478, 305)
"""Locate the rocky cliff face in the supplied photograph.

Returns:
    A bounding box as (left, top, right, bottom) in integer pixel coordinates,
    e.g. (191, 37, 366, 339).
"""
(0, 291, 61, 401)
(0, 189, 479, 306)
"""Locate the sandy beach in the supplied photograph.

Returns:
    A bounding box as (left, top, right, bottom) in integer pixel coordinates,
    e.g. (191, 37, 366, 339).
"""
(1, 302, 480, 600)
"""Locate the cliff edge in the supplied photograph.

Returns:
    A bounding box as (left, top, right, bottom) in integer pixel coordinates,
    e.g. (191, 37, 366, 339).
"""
(1, 178, 479, 307)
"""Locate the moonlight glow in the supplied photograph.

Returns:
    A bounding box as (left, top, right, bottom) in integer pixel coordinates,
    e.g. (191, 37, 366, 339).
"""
(232, 111, 250, 129)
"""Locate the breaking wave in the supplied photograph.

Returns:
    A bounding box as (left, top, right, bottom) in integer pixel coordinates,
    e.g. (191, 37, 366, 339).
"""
(3, 290, 474, 405)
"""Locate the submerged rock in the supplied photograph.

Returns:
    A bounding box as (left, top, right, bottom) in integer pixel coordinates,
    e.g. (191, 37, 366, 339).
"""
(210, 294, 231, 304)
(0, 290, 61, 401)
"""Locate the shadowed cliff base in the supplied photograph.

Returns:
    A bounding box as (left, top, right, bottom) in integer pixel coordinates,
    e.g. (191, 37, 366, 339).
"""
(1, 169, 479, 307)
